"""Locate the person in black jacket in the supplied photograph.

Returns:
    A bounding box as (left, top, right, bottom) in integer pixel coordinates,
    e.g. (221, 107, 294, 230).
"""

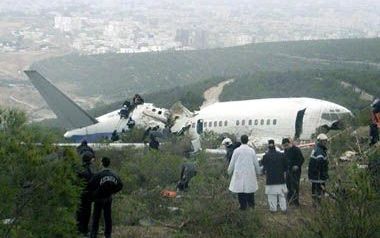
(282, 138, 304, 206)
(89, 157, 123, 238)
(76, 139, 95, 158)
(262, 140, 288, 212)
(369, 123, 379, 146)
(76, 152, 94, 236)
(308, 133, 329, 205)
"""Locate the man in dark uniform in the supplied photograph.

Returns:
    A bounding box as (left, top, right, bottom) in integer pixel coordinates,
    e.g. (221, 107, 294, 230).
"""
(282, 138, 304, 206)
(89, 157, 123, 238)
(76, 152, 94, 236)
(308, 133, 329, 205)
(76, 139, 95, 158)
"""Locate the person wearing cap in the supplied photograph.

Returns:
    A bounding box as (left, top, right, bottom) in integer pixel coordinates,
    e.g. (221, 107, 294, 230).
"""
(228, 135, 261, 210)
(308, 133, 329, 205)
(282, 138, 304, 206)
(76, 152, 95, 236)
(262, 140, 288, 212)
(222, 137, 235, 164)
(89, 157, 123, 238)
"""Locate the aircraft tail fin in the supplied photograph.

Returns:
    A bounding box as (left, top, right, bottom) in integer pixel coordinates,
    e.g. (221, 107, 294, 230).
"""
(25, 70, 98, 129)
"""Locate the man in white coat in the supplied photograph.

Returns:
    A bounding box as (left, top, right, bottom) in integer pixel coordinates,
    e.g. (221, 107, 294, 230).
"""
(228, 135, 261, 210)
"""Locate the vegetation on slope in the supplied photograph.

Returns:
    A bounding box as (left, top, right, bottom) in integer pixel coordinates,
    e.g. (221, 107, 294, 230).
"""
(31, 38, 380, 98)
(2, 107, 380, 237)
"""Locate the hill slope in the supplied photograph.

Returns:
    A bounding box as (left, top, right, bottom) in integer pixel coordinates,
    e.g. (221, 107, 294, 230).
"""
(31, 38, 380, 99)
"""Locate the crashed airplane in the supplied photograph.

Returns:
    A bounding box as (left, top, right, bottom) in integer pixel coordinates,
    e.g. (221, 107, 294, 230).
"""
(25, 70, 352, 150)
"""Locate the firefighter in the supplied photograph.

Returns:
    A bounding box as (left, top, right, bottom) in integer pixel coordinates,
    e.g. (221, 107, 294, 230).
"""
(308, 133, 329, 205)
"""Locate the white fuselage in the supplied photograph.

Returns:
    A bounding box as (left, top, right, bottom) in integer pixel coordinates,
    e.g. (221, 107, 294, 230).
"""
(64, 97, 352, 145)
(184, 97, 352, 146)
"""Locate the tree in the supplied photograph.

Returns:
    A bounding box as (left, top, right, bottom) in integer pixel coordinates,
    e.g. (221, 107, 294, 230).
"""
(0, 108, 81, 238)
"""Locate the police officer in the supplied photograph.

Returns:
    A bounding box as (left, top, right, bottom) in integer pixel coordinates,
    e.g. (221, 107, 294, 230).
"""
(282, 138, 304, 206)
(308, 133, 329, 205)
(89, 157, 123, 238)
(76, 152, 94, 236)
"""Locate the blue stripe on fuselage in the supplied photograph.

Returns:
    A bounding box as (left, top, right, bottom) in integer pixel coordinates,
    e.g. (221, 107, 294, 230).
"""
(69, 133, 113, 143)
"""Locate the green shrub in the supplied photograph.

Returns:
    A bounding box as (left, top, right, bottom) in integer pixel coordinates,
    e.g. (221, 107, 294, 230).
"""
(0, 108, 81, 238)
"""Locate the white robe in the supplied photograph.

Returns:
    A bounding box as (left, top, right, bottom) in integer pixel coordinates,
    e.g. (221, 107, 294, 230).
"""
(228, 144, 261, 193)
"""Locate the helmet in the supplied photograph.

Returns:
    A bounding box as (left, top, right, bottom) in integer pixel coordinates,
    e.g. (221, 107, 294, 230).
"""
(222, 138, 232, 146)
(317, 133, 328, 140)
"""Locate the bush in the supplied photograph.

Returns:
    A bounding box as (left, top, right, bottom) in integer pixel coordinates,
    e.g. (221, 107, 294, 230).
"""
(0, 108, 81, 238)
(179, 153, 262, 237)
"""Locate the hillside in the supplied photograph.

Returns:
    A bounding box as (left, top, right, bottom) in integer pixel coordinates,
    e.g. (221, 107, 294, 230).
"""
(31, 38, 380, 99)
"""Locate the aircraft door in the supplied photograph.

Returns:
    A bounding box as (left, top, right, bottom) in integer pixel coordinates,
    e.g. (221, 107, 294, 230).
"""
(294, 109, 306, 139)
(196, 119, 204, 134)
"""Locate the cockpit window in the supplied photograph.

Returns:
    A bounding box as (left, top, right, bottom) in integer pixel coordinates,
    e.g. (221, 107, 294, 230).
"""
(321, 113, 340, 121)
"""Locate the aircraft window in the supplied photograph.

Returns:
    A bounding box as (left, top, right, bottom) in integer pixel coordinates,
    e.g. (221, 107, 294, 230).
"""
(158, 111, 162, 115)
(335, 109, 341, 112)
(321, 113, 340, 121)
(321, 113, 331, 120)
(236, 120, 240, 126)
(152, 108, 156, 112)
(204, 122, 207, 127)
(260, 119, 264, 125)
(192, 123, 195, 128)
(248, 119, 252, 125)
(219, 121, 223, 127)
(214, 121, 217, 127)
(273, 119, 277, 125)
(329, 109, 334, 112)
(209, 121, 212, 127)
(266, 119, 270, 125)
(242, 120, 245, 126)
(224, 121, 228, 126)
(254, 119, 258, 125)
(330, 113, 339, 120)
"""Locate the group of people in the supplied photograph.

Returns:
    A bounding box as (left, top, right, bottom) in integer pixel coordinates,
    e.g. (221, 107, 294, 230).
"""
(226, 133, 328, 211)
(76, 140, 123, 238)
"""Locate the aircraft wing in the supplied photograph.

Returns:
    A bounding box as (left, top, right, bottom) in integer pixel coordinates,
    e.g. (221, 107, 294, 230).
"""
(25, 70, 98, 129)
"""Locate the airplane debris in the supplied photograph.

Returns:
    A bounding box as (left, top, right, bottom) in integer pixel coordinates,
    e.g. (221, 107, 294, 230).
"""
(339, 151, 358, 161)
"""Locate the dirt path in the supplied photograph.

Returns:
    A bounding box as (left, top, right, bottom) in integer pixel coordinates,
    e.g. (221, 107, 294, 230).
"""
(340, 81, 374, 101)
(200, 79, 235, 109)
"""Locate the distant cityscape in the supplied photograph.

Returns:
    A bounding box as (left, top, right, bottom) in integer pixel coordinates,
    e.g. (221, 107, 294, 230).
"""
(1, 0, 380, 55)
